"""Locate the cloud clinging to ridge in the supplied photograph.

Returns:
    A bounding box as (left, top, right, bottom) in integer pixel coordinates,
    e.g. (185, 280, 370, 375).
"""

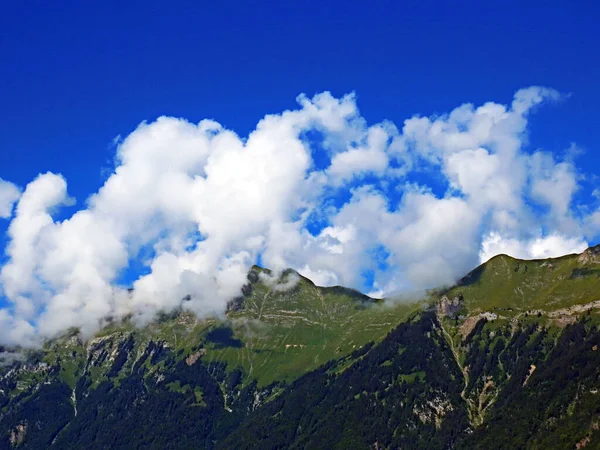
(0, 87, 598, 346)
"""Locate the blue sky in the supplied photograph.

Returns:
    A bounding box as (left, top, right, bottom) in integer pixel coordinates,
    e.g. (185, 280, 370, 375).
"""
(1, 0, 599, 344)
(2, 0, 599, 194)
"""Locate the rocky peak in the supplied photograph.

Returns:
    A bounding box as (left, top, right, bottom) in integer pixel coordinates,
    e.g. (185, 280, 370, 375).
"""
(577, 245, 600, 265)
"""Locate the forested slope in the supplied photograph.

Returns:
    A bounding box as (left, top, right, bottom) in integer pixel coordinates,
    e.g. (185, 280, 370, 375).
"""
(2, 246, 600, 449)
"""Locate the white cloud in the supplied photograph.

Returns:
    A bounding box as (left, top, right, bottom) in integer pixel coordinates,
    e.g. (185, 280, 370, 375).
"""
(0, 309, 37, 348)
(297, 265, 340, 287)
(479, 232, 588, 262)
(327, 125, 391, 184)
(529, 151, 580, 232)
(0, 87, 597, 346)
(0, 179, 21, 219)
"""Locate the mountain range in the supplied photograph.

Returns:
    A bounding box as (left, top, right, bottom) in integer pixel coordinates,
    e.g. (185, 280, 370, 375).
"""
(1, 246, 600, 449)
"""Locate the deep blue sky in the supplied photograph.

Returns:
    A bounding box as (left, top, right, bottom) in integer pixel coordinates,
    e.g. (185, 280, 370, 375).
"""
(1, 0, 599, 214)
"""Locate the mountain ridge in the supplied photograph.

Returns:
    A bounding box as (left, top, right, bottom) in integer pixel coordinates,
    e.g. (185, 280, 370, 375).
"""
(1, 246, 600, 449)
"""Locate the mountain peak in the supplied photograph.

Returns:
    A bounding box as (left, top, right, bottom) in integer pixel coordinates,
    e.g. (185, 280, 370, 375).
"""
(446, 246, 600, 315)
(4, 250, 600, 449)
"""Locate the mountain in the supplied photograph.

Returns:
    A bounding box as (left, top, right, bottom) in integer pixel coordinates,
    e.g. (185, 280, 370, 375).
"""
(1, 247, 600, 449)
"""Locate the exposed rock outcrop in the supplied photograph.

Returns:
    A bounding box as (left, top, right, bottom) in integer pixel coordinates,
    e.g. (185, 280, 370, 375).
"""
(437, 293, 464, 317)
(578, 245, 600, 265)
(185, 349, 206, 366)
(9, 423, 27, 447)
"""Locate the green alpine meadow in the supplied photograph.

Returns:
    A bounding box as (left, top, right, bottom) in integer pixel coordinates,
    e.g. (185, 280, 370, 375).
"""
(2, 246, 600, 449)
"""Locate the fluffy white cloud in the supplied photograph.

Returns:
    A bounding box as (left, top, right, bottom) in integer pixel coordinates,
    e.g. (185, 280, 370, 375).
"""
(0, 309, 36, 348)
(0, 87, 597, 347)
(529, 151, 580, 232)
(479, 232, 588, 262)
(0, 179, 20, 219)
(328, 125, 391, 184)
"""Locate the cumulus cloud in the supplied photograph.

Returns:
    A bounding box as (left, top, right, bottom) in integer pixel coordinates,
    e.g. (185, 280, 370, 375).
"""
(529, 151, 580, 232)
(0, 87, 598, 347)
(327, 125, 392, 184)
(0, 179, 20, 219)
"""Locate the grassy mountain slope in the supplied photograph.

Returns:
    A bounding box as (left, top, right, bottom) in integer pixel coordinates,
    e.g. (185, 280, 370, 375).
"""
(1, 246, 600, 449)
(0, 267, 420, 449)
(215, 267, 422, 385)
(446, 245, 600, 314)
(221, 246, 600, 449)
(219, 310, 470, 450)
(222, 310, 600, 449)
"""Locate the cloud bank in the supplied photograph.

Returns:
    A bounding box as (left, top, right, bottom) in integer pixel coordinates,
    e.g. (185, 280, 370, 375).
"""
(0, 87, 598, 346)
